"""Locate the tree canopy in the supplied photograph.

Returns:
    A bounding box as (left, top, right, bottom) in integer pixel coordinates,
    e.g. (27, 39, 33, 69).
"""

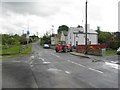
(96, 26, 112, 44)
(57, 25, 69, 34)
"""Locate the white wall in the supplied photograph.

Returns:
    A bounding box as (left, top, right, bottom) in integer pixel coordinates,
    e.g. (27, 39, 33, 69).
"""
(67, 27, 98, 46)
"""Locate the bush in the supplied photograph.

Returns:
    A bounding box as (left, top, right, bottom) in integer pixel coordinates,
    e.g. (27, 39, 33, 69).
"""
(109, 40, 120, 49)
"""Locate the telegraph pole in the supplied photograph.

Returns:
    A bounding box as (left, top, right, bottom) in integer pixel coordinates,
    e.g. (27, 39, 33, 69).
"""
(52, 25, 54, 35)
(85, 0, 88, 54)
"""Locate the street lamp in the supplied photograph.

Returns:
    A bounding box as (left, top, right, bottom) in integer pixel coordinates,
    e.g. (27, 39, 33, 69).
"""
(85, 0, 88, 54)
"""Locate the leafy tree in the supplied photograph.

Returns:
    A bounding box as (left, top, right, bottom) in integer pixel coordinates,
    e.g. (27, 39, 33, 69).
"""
(95, 27, 112, 44)
(98, 32, 112, 44)
(96, 26, 101, 35)
(40, 34, 51, 45)
(43, 35, 51, 44)
(109, 40, 120, 49)
(58, 25, 69, 34)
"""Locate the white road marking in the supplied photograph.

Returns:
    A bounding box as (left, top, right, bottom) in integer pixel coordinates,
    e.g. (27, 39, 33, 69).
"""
(68, 60, 85, 68)
(51, 53, 60, 58)
(88, 68, 103, 74)
(39, 57, 45, 62)
(30, 56, 35, 60)
(65, 71, 71, 74)
(105, 62, 118, 69)
(110, 61, 118, 64)
(39, 57, 51, 64)
(43, 62, 51, 64)
(68, 60, 103, 74)
(47, 68, 62, 72)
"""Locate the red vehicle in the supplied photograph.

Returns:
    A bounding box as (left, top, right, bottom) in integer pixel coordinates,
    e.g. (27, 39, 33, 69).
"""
(55, 41, 73, 52)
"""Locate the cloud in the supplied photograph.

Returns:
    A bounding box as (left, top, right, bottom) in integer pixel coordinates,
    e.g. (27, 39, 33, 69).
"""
(0, 0, 119, 37)
(2, 2, 61, 17)
(2, 0, 72, 17)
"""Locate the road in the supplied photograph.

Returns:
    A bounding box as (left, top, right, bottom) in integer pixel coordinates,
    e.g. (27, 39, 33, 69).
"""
(2, 42, 119, 89)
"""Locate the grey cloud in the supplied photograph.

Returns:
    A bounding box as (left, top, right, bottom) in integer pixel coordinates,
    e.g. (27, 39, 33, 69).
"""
(2, 2, 60, 17)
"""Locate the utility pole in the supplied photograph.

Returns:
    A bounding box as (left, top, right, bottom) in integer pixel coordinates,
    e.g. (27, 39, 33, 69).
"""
(52, 25, 54, 35)
(85, 0, 88, 54)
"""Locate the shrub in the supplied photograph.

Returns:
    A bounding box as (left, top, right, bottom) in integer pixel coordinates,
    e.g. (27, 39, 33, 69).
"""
(109, 40, 120, 49)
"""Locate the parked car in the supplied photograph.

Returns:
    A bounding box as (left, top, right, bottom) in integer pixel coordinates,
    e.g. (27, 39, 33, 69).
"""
(117, 47, 120, 55)
(43, 44, 50, 49)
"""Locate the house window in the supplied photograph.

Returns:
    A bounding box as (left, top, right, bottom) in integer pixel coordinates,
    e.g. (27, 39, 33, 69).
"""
(76, 34, 78, 37)
(76, 41, 78, 46)
(70, 33, 71, 39)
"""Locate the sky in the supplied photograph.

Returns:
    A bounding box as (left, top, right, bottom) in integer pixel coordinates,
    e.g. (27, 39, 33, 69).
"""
(0, 0, 119, 37)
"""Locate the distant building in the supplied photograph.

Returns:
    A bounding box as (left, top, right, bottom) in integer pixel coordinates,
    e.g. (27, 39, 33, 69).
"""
(51, 34, 59, 45)
(67, 24, 98, 46)
(51, 24, 98, 46)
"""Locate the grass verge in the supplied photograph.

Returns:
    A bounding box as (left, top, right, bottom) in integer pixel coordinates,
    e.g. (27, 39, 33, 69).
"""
(1, 44, 32, 60)
(106, 49, 117, 56)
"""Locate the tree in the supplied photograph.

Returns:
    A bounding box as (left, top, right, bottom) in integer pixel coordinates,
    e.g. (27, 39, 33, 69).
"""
(58, 25, 69, 34)
(95, 27, 112, 44)
(40, 35, 51, 45)
(96, 26, 101, 35)
(98, 32, 112, 44)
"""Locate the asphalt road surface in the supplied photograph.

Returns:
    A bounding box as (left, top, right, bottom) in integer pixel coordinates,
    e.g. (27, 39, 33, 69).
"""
(2, 42, 119, 89)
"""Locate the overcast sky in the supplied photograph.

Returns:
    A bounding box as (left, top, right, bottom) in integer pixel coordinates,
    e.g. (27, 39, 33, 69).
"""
(0, 0, 119, 37)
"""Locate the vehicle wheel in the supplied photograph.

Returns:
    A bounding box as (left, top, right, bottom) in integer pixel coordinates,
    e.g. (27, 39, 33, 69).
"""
(117, 52, 120, 55)
(55, 47, 59, 52)
(70, 48, 73, 52)
(64, 47, 67, 53)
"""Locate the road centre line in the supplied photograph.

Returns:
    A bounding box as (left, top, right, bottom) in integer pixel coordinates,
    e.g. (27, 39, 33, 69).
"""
(65, 71, 71, 74)
(68, 60, 86, 68)
(88, 68, 103, 74)
(68, 60, 103, 74)
(51, 53, 60, 58)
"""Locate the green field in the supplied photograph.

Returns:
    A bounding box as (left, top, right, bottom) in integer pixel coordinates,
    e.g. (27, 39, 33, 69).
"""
(1, 44, 32, 59)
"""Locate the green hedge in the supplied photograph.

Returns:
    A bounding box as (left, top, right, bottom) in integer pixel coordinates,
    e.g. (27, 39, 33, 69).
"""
(109, 40, 120, 49)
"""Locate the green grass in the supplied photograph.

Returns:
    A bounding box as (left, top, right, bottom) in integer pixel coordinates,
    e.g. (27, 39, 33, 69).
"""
(1, 44, 32, 59)
(106, 49, 117, 56)
(1, 45, 21, 55)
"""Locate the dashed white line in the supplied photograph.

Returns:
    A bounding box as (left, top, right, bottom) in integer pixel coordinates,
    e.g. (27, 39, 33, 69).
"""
(68, 60, 103, 74)
(65, 71, 71, 74)
(88, 68, 103, 74)
(47, 68, 62, 72)
(43, 61, 51, 64)
(68, 60, 85, 68)
(51, 53, 60, 58)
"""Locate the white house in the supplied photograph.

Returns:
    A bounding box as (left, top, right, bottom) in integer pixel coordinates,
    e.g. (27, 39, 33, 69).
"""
(67, 24, 98, 46)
